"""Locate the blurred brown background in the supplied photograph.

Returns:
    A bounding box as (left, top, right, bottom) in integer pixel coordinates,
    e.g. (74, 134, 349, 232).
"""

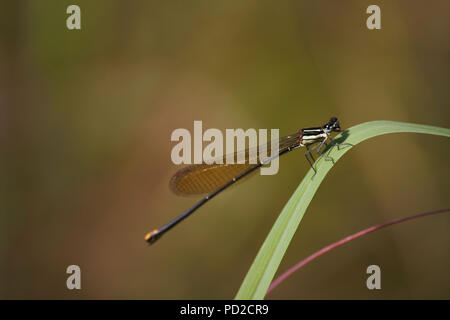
(1, 0, 449, 299)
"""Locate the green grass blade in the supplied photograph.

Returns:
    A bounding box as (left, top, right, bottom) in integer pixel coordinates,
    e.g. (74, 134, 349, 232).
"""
(235, 120, 450, 300)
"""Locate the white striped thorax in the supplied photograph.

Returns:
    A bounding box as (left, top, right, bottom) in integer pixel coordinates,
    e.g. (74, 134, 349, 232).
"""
(299, 128, 328, 146)
(298, 117, 341, 146)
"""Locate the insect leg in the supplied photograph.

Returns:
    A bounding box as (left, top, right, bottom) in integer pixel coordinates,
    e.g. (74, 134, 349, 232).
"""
(305, 143, 322, 173)
(317, 134, 335, 164)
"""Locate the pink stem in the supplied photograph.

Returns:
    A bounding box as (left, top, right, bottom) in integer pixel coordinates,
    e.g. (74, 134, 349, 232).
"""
(266, 208, 450, 296)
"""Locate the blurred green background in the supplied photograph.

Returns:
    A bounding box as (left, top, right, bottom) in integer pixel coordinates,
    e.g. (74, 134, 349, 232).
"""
(1, 1, 449, 299)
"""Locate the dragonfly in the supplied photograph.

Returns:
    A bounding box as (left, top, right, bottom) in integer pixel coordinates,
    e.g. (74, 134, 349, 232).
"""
(145, 117, 350, 245)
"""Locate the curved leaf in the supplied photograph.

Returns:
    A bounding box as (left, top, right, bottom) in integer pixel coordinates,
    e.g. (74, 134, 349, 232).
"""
(235, 120, 450, 300)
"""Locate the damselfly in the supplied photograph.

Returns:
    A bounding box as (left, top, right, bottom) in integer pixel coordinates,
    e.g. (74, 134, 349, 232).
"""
(145, 117, 350, 245)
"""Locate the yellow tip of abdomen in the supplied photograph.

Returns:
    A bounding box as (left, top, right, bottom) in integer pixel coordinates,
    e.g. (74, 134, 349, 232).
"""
(145, 229, 158, 241)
